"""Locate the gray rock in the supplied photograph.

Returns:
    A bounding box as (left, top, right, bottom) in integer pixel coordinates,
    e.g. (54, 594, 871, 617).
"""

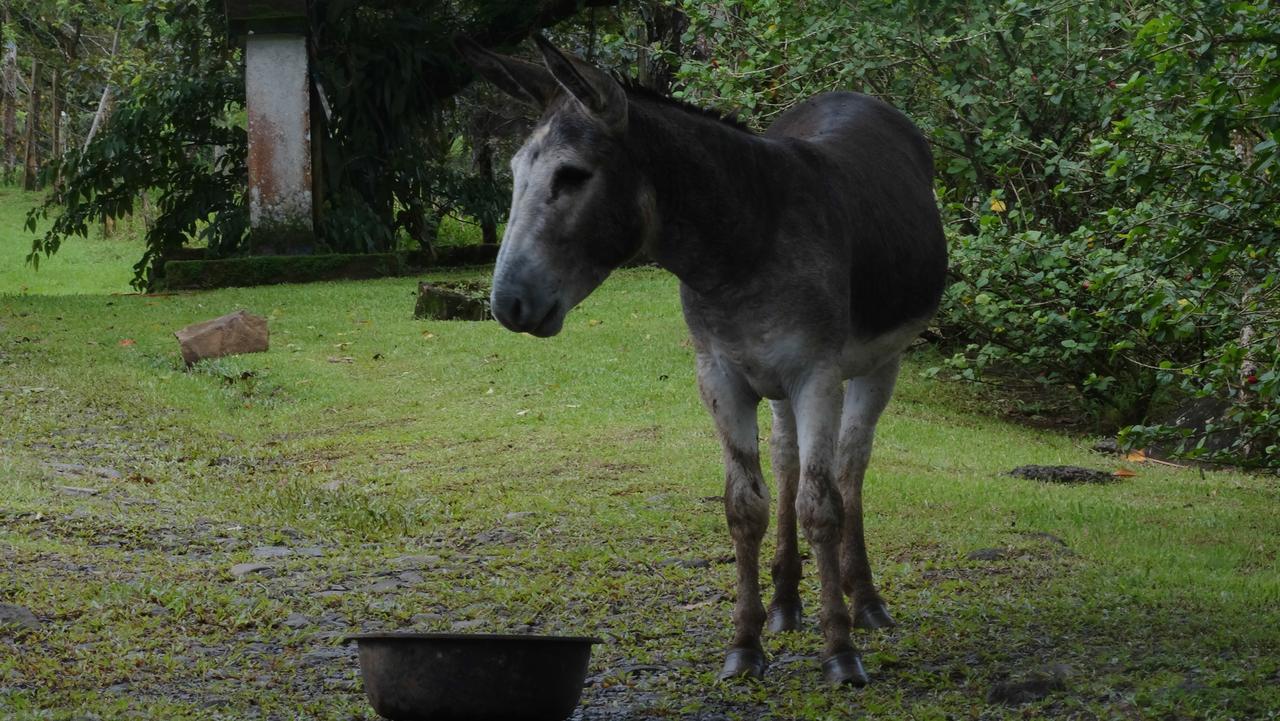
(282, 612, 311, 629)
(392, 554, 441, 568)
(397, 571, 425, 584)
(366, 580, 400, 593)
(251, 546, 293, 558)
(48, 462, 122, 480)
(294, 546, 324, 557)
(55, 485, 101, 497)
(987, 665, 1070, 704)
(229, 562, 273, 578)
(301, 646, 355, 667)
(411, 613, 443, 625)
(504, 511, 536, 520)
(967, 548, 1009, 561)
(174, 310, 269, 366)
(451, 619, 485, 631)
(0, 604, 40, 633)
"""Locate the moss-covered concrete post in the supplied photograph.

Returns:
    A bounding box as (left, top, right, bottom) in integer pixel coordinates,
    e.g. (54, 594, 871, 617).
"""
(226, 0, 314, 254)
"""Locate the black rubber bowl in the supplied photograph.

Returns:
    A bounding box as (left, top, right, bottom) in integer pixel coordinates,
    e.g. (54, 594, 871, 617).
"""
(346, 632, 601, 721)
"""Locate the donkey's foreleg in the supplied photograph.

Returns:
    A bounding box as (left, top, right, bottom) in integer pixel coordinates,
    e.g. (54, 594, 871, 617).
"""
(838, 356, 901, 630)
(695, 355, 769, 680)
(766, 400, 803, 632)
(793, 372, 867, 686)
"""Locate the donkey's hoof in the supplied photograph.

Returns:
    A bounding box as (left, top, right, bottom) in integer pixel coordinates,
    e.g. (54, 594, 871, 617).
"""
(719, 648, 767, 680)
(767, 603, 803, 633)
(853, 600, 896, 630)
(822, 651, 869, 687)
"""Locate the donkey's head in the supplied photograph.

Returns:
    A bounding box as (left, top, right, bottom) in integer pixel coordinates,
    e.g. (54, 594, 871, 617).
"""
(458, 35, 654, 337)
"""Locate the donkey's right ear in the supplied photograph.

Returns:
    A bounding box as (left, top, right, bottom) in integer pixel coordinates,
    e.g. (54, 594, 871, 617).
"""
(454, 35, 559, 108)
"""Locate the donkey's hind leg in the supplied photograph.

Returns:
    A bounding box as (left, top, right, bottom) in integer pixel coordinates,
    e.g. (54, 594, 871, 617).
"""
(695, 354, 770, 680)
(838, 355, 901, 630)
(766, 400, 803, 632)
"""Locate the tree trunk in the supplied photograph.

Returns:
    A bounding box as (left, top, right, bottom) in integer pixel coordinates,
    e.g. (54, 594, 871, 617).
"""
(22, 60, 40, 191)
(85, 18, 122, 157)
(2, 31, 17, 178)
(474, 135, 499, 245)
(50, 69, 61, 160)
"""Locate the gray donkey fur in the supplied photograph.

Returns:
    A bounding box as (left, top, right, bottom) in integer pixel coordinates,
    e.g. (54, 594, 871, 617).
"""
(458, 34, 947, 686)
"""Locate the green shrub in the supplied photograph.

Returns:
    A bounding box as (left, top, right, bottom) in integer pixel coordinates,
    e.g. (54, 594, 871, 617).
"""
(676, 0, 1278, 468)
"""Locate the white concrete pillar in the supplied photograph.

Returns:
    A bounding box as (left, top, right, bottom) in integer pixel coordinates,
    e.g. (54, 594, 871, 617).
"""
(245, 33, 313, 249)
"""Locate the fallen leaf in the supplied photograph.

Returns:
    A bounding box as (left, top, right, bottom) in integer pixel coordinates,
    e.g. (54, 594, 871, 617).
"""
(588, 319, 602, 327)
(1112, 467, 1137, 478)
(118, 338, 136, 347)
(1124, 450, 1148, 463)
(990, 199, 1007, 212)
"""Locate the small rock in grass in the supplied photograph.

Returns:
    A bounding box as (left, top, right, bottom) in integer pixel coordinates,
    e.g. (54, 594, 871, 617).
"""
(251, 546, 293, 558)
(366, 579, 400, 593)
(504, 511, 536, 520)
(283, 612, 312, 629)
(398, 571, 425, 585)
(0, 604, 40, 633)
(301, 646, 355, 667)
(411, 613, 443, 625)
(967, 548, 1009, 562)
(55, 485, 101, 497)
(987, 664, 1070, 704)
(1009, 465, 1114, 484)
(451, 619, 485, 632)
(174, 310, 269, 366)
(657, 558, 710, 569)
(392, 555, 441, 568)
(294, 546, 324, 557)
(48, 463, 122, 480)
(229, 562, 273, 579)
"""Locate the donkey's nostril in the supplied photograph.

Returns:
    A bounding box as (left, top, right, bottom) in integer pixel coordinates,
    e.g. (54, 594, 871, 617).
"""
(508, 297, 523, 325)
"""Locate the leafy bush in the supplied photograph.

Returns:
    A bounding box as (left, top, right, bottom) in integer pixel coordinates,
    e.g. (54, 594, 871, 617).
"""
(676, 0, 1277, 468)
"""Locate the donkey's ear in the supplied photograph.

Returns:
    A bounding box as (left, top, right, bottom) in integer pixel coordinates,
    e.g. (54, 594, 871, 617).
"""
(532, 34, 627, 134)
(455, 35, 559, 108)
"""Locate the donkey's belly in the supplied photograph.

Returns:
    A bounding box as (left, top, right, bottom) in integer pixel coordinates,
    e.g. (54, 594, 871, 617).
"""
(838, 318, 929, 378)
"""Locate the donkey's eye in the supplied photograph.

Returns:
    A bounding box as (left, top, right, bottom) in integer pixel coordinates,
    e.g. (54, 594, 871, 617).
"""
(551, 166, 593, 197)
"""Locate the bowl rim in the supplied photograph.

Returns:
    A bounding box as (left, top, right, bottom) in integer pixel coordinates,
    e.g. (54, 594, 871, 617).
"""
(343, 631, 603, 645)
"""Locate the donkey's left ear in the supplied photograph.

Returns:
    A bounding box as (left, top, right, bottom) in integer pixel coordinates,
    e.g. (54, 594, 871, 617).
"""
(532, 34, 627, 134)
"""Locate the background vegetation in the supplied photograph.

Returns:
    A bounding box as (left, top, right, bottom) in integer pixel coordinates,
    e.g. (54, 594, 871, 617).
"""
(6, 0, 1276, 466)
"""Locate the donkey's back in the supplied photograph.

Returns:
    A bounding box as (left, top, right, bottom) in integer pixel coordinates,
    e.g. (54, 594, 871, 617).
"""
(766, 92, 947, 338)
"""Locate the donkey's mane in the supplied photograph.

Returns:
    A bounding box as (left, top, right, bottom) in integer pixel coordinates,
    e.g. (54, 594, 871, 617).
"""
(614, 75, 753, 134)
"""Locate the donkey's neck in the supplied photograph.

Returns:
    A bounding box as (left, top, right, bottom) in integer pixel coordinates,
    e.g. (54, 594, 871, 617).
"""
(625, 98, 790, 294)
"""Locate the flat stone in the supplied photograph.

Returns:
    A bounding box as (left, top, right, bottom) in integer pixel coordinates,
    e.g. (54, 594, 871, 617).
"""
(294, 546, 324, 557)
(366, 580, 400, 593)
(987, 665, 1070, 705)
(1009, 465, 1114, 484)
(251, 546, 293, 558)
(48, 463, 121, 480)
(451, 619, 485, 631)
(282, 612, 311, 628)
(55, 486, 101, 497)
(229, 562, 273, 578)
(301, 646, 355, 667)
(411, 613, 443, 625)
(397, 571, 425, 584)
(657, 558, 710, 569)
(0, 604, 40, 633)
(504, 511, 536, 520)
(174, 310, 269, 366)
(967, 548, 1009, 561)
(392, 555, 441, 568)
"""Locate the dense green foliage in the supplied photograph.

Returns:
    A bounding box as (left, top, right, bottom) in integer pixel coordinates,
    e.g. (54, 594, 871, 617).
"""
(676, 0, 1278, 468)
(25, 0, 605, 287)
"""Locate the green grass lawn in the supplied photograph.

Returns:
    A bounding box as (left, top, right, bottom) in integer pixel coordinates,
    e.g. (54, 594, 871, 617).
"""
(2, 189, 1277, 720)
(0, 186, 146, 295)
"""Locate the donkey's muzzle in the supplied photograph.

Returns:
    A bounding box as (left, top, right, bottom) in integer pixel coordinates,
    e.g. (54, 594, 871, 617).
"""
(492, 291, 563, 337)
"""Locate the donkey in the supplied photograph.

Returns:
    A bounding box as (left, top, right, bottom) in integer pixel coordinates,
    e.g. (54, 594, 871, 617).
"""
(458, 35, 947, 686)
